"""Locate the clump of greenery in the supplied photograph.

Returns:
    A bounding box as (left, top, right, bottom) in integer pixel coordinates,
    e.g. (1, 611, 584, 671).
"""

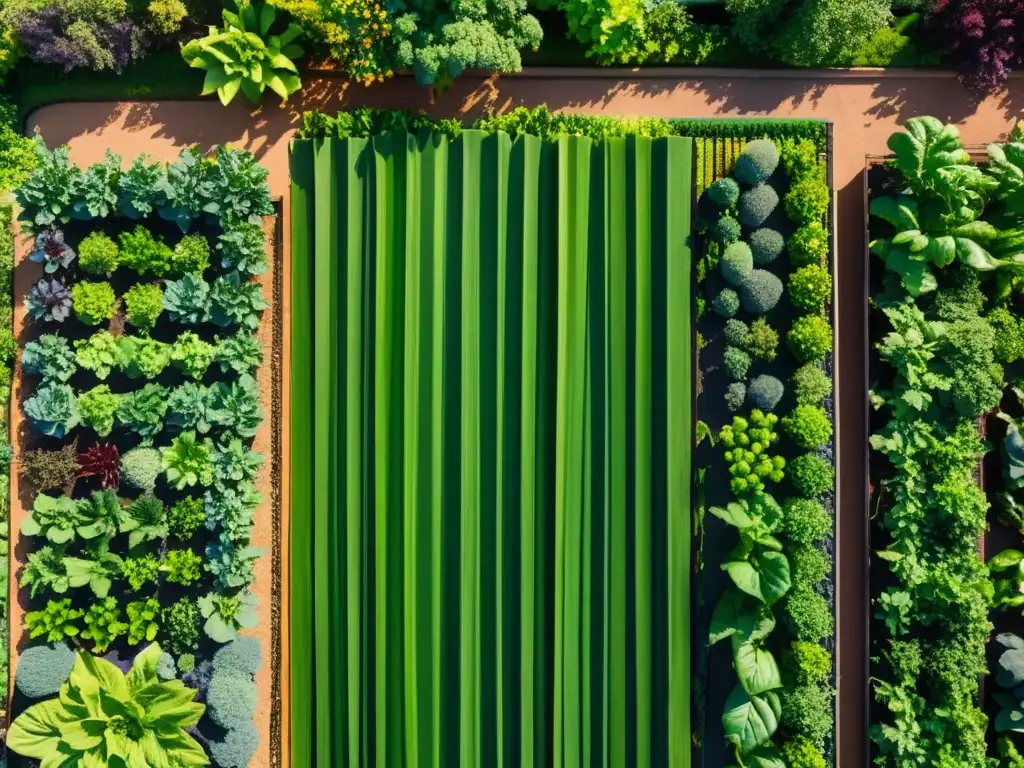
(719, 410, 785, 494)
(782, 497, 831, 544)
(119, 225, 173, 275)
(713, 287, 740, 317)
(22, 334, 76, 383)
(71, 281, 116, 325)
(126, 598, 161, 645)
(707, 177, 740, 208)
(723, 346, 751, 381)
(786, 585, 833, 641)
(747, 374, 784, 411)
(739, 183, 779, 228)
(781, 734, 827, 768)
(786, 176, 830, 225)
(116, 383, 168, 438)
(20, 442, 80, 494)
(171, 234, 211, 275)
(77, 232, 119, 275)
(171, 332, 216, 379)
(721, 241, 754, 286)
(793, 364, 832, 404)
(80, 597, 127, 652)
(162, 548, 203, 585)
(744, 317, 779, 360)
(785, 640, 832, 685)
(789, 264, 833, 311)
(713, 215, 741, 244)
(122, 554, 161, 591)
(118, 336, 171, 379)
(749, 227, 784, 264)
(121, 445, 163, 492)
(791, 544, 831, 586)
(725, 382, 746, 411)
(739, 270, 783, 314)
(788, 452, 834, 497)
(782, 679, 833, 747)
(77, 385, 121, 436)
(25, 598, 82, 642)
(990, 307, 1024, 364)
(723, 319, 749, 347)
(123, 283, 164, 331)
(788, 315, 833, 362)
(75, 331, 120, 379)
(162, 431, 215, 489)
(162, 598, 200, 655)
(735, 139, 780, 185)
(169, 496, 206, 540)
(783, 404, 833, 449)
(789, 222, 828, 267)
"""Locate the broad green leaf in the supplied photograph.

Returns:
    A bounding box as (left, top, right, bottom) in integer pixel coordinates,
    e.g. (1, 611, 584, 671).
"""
(127, 642, 161, 694)
(956, 238, 1000, 270)
(218, 78, 242, 106)
(710, 589, 765, 644)
(744, 746, 787, 768)
(201, 68, 234, 97)
(885, 248, 938, 296)
(990, 548, 1024, 572)
(258, 2, 275, 35)
(56, 718, 104, 751)
(6, 699, 68, 757)
(869, 195, 919, 229)
(734, 641, 782, 695)
(710, 502, 755, 530)
(923, 235, 957, 267)
(722, 685, 780, 754)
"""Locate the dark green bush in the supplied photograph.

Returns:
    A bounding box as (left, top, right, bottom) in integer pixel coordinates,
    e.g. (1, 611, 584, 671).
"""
(782, 498, 831, 544)
(791, 544, 831, 587)
(747, 374, 784, 410)
(739, 270, 783, 315)
(788, 453, 834, 497)
(789, 222, 828, 267)
(735, 139, 780, 185)
(739, 183, 779, 228)
(168, 496, 205, 540)
(723, 318, 750, 347)
(708, 177, 740, 208)
(782, 681, 833, 747)
(161, 598, 200, 655)
(789, 264, 832, 311)
(713, 215, 742, 244)
(724, 346, 752, 381)
(749, 227, 784, 264)
(721, 241, 754, 286)
(785, 177, 830, 225)
(713, 287, 740, 317)
(213, 637, 263, 676)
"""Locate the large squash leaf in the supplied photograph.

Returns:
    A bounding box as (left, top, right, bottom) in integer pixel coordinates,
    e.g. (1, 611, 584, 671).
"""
(722, 685, 781, 754)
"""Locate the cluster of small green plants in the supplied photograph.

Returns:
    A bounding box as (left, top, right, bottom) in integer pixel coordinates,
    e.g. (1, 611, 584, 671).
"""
(0, 0, 1015, 104)
(696, 135, 835, 767)
(867, 116, 1024, 768)
(4, 138, 272, 768)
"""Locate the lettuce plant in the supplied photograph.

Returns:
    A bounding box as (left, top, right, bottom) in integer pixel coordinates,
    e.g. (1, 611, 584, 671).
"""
(123, 282, 164, 331)
(171, 332, 216, 380)
(218, 221, 267, 274)
(80, 596, 127, 652)
(29, 228, 75, 273)
(6, 643, 207, 767)
(22, 334, 76, 382)
(77, 231, 120, 275)
(163, 273, 211, 324)
(14, 139, 82, 229)
(122, 494, 168, 549)
(162, 430, 215, 489)
(21, 494, 88, 544)
(210, 373, 264, 437)
(215, 330, 263, 375)
(210, 271, 268, 330)
(77, 489, 128, 541)
(122, 554, 160, 591)
(25, 598, 83, 642)
(171, 233, 211, 275)
(78, 384, 121, 436)
(162, 548, 204, 585)
(181, 0, 304, 106)
(24, 383, 80, 438)
(118, 225, 173, 276)
(20, 545, 72, 598)
(199, 589, 259, 642)
(26, 278, 72, 323)
(64, 539, 124, 598)
(126, 598, 161, 645)
(167, 382, 214, 433)
(117, 153, 165, 218)
(70, 150, 121, 220)
(71, 281, 116, 325)
(117, 335, 171, 379)
(75, 331, 120, 379)
(115, 383, 168, 437)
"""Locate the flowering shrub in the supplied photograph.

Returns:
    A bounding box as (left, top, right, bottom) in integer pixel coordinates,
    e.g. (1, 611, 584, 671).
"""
(934, 0, 1024, 90)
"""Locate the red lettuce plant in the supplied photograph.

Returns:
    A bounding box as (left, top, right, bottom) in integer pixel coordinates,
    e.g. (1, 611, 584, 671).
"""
(934, 0, 1024, 91)
(77, 441, 119, 490)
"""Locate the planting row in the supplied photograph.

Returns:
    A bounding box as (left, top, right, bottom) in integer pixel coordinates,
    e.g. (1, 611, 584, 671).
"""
(5, 139, 274, 768)
(695, 130, 836, 767)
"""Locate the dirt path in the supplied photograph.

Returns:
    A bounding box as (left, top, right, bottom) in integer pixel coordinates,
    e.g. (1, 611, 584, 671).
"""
(26, 67, 1024, 768)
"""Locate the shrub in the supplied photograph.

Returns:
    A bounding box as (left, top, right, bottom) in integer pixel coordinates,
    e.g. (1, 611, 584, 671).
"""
(725, 382, 746, 411)
(745, 317, 779, 360)
(121, 445, 162, 492)
(782, 734, 828, 768)
(123, 283, 163, 331)
(713, 214, 741, 244)
(782, 681, 833, 747)
(788, 315, 833, 363)
(739, 270, 783, 315)
(20, 442, 80, 493)
(747, 374, 784, 410)
(735, 139, 780, 185)
(793, 364, 832, 404)
(786, 641, 832, 686)
(15, 642, 77, 699)
(713, 287, 740, 317)
(723, 319, 749, 346)
(783, 497, 832, 543)
(783, 404, 833, 449)
(171, 234, 211, 275)
(933, 0, 1024, 91)
(739, 183, 779, 228)
(161, 598, 200, 655)
(724, 346, 751, 381)
(991, 307, 1024, 364)
(178, 652, 196, 673)
(786, 585, 834, 641)
(119, 225, 172, 276)
(207, 669, 258, 729)
(789, 264, 832, 311)
(209, 722, 261, 768)
(789, 222, 829, 267)
(77, 232, 119, 275)
(721, 241, 754, 286)
(788, 453, 834, 497)
(791, 544, 831, 587)
(213, 636, 263, 676)
(707, 176, 740, 208)
(72, 281, 116, 325)
(749, 227, 784, 264)
(786, 177, 830, 225)
(169, 496, 205, 540)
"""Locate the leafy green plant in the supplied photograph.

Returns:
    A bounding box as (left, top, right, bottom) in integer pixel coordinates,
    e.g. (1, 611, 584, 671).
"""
(990, 549, 1024, 611)
(70, 151, 121, 220)
(118, 224, 173, 276)
(215, 331, 263, 374)
(206, 535, 264, 589)
(784, 177, 830, 225)
(210, 373, 264, 437)
(163, 273, 211, 324)
(724, 346, 751, 381)
(782, 498, 831, 544)
(26, 278, 72, 323)
(792, 364, 832, 405)
(785, 586, 833, 641)
(126, 598, 161, 645)
(781, 681, 833, 747)
(210, 272, 268, 330)
(117, 335, 171, 379)
(218, 221, 267, 275)
(713, 287, 740, 317)
(5, 643, 207, 767)
(75, 331, 120, 379)
(21, 494, 87, 544)
(123, 282, 164, 332)
(789, 222, 829, 267)
(72, 281, 116, 326)
(162, 598, 200, 654)
(117, 154, 164, 219)
(20, 442, 80, 494)
(163, 430, 215, 489)
(22, 334, 76, 382)
(788, 264, 833, 311)
(166, 382, 214, 433)
(77, 490, 128, 541)
(120, 445, 163, 492)
(214, 439, 264, 488)
(181, 0, 304, 105)
(744, 317, 779, 361)
(171, 234, 211, 275)
(80, 596, 127, 652)
(787, 453, 833, 497)
(20, 545, 72, 598)
(719, 411, 785, 494)
(205, 483, 261, 542)
(783, 404, 833, 449)
(15, 139, 82, 229)
(199, 589, 259, 642)
(78, 384, 121, 436)
(24, 383, 80, 438)
(122, 494, 168, 549)
(781, 734, 826, 768)
(25, 598, 82, 642)
(77, 231, 119, 275)
(115, 383, 168, 438)
(169, 496, 205, 540)
(162, 548, 203, 585)
(788, 315, 833, 363)
(158, 148, 214, 232)
(171, 331, 216, 380)
(121, 554, 160, 591)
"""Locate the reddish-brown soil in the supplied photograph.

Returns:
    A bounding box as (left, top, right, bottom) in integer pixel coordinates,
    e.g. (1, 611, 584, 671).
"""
(24, 67, 1024, 768)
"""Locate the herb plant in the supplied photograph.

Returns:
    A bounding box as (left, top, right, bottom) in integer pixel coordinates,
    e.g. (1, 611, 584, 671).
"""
(75, 331, 120, 379)
(123, 282, 164, 331)
(71, 281, 116, 326)
(77, 231, 120, 275)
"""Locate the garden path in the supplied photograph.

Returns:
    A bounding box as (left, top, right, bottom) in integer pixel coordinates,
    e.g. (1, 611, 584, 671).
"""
(26, 67, 1024, 768)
